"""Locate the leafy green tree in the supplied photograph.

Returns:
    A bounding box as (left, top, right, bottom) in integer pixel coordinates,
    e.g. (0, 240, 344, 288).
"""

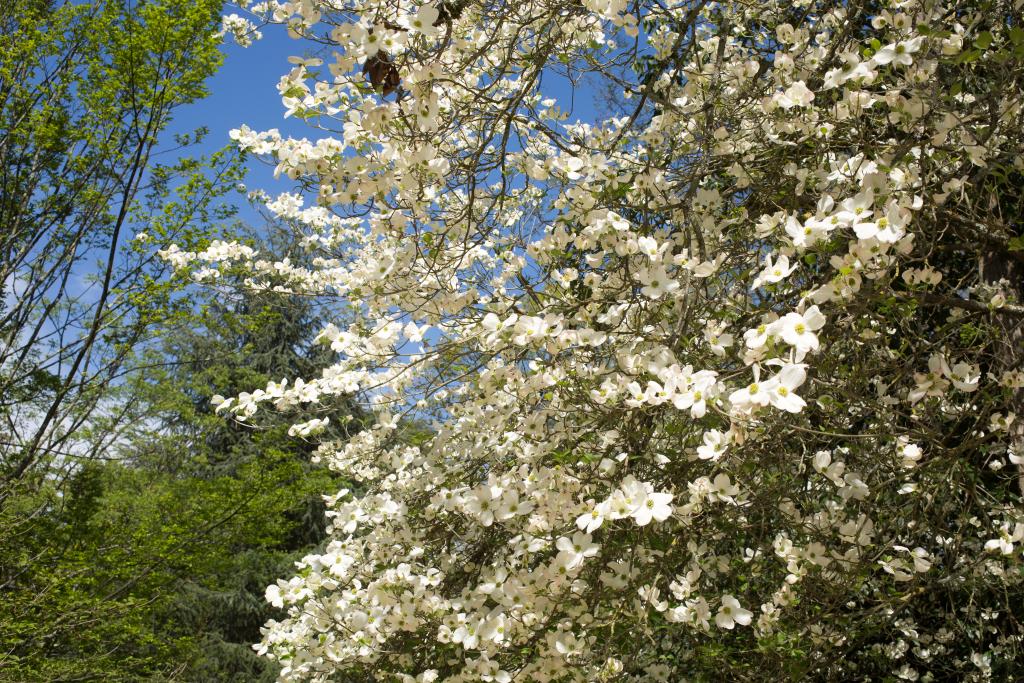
(0, 0, 241, 485)
(0, 0, 246, 679)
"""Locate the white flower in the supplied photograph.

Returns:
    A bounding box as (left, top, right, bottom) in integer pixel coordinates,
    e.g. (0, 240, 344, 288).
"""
(555, 532, 600, 569)
(621, 380, 645, 408)
(452, 615, 481, 649)
(909, 353, 951, 403)
(897, 438, 923, 468)
(947, 361, 980, 392)
(704, 320, 734, 357)
(465, 484, 500, 526)
(638, 585, 668, 612)
(576, 500, 608, 533)
(495, 489, 533, 521)
(989, 412, 1015, 432)
(775, 81, 815, 109)
(778, 306, 826, 357)
(872, 37, 923, 67)
(984, 523, 1024, 555)
(670, 369, 717, 418)
(638, 266, 678, 299)
(480, 312, 502, 331)
(668, 596, 711, 630)
(839, 472, 870, 501)
(834, 191, 875, 226)
(765, 363, 808, 413)
(644, 380, 671, 406)
(803, 542, 831, 568)
(638, 235, 659, 257)
(477, 608, 509, 645)
(743, 317, 777, 350)
(633, 489, 674, 526)
(511, 315, 546, 345)
(752, 253, 797, 289)
(697, 429, 730, 461)
(786, 214, 830, 249)
(729, 366, 772, 414)
(607, 477, 646, 520)
(710, 473, 740, 504)
(895, 664, 919, 681)
(265, 584, 284, 608)
(822, 57, 876, 89)
(853, 201, 908, 243)
(715, 595, 752, 629)
(403, 4, 441, 36)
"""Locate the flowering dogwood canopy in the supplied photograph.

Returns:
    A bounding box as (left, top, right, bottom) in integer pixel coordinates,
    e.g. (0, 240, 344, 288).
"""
(179, 0, 1024, 679)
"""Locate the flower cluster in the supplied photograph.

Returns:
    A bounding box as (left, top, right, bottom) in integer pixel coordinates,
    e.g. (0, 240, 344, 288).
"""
(170, 0, 1024, 679)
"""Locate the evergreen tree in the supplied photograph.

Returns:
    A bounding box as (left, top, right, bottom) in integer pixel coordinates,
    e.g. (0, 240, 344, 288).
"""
(120, 228, 362, 681)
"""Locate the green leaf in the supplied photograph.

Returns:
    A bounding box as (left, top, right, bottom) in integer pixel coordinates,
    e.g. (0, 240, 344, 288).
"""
(955, 48, 982, 64)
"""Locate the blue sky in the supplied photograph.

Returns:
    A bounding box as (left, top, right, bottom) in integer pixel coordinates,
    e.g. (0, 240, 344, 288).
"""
(167, 25, 315, 227)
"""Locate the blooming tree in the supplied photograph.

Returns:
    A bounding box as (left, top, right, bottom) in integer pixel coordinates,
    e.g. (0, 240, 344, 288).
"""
(172, 0, 1024, 679)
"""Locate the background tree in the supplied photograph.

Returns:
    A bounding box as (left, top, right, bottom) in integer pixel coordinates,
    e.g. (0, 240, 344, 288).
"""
(0, 0, 241, 678)
(112, 243, 362, 681)
(0, 1, 373, 680)
(1, 222, 362, 680)
(0, 0, 240, 488)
